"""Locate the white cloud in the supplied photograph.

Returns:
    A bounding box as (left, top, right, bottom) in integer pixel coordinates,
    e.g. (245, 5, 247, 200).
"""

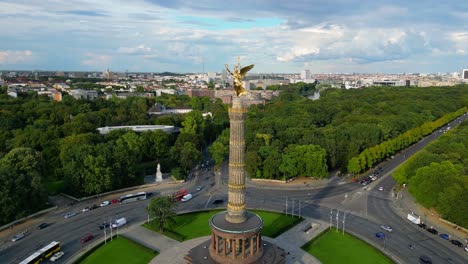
(449, 32, 468, 50)
(0, 0, 467, 72)
(81, 52, 112, 67)
(0, 50, 33, 64)
(118, 45, 152, 55)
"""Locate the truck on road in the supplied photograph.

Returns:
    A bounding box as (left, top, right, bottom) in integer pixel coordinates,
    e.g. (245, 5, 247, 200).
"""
(112, 217, 127, 228)
(407, 213, 421, 224)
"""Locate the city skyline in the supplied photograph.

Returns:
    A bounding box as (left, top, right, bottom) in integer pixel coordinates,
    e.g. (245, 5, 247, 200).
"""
(1, 0, 467, 73)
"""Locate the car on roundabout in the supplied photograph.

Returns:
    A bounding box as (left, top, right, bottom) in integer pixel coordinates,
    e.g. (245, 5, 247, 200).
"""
(38, 223, 49, 229)
(98, 222, 110, 230)
(375, 232, 385, 239)
(419, 255, 432, 264)
(80, 234, 94, 244)
(380, 225, 393, 232)
(212, 199, 224, 204)
(439, 233, 449, 240)
(64, 212, 77, 219)
(50, 251, 64, 262)
(426, 228, 438, 235)
(11, 233, 25, 242)
(451, 239, 464, 247)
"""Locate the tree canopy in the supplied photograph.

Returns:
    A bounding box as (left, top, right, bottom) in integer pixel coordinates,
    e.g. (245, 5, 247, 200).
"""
(393, 120, 468, 228)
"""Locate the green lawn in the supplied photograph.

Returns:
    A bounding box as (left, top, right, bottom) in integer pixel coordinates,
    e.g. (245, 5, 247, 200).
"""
(78, 236, 157, 264)
(302, 228, 394, 264)
(143, 210, 302, 241)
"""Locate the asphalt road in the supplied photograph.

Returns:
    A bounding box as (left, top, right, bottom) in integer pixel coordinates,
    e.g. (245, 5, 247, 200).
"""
(1, 114, 467, 264)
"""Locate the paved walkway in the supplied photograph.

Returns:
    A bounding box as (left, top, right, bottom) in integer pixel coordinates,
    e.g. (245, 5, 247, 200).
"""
(121, 218, 326, 264)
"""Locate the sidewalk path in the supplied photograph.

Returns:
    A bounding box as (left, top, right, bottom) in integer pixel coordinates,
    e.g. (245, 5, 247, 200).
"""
(121, 224, 179, 253)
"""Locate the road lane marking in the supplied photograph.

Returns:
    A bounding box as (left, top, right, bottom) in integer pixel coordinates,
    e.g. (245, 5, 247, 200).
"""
(204, 195, 212, 209)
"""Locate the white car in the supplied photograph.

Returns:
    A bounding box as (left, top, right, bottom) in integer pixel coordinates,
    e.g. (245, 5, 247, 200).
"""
(100, 201, 110, 207)
(82, 207, 90, 212)
(181, 193, 193, 202)
(11, 233, 25, 242)
(50, 251, 64, 262)
(378, 186, 384, 191)
(64, 212, 77, 218)
(196, 186, 202, 191)
(380, 225, 393, 232)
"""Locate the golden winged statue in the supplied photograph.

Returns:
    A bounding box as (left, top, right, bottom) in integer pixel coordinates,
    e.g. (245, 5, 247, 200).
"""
(225, 58, 254, 96)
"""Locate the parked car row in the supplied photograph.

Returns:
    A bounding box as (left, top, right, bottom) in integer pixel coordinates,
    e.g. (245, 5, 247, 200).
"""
(417, 223, 467, 250)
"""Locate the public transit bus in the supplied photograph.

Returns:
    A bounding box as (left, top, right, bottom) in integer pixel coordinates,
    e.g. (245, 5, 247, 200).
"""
(19, 241, 61, 264)
(119, 191, 147, 203)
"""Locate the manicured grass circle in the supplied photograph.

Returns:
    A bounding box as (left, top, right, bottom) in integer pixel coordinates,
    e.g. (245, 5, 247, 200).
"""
(78, 236, 157, 264)
(143, 209, 303, 241)
(302, 228, 394, 264)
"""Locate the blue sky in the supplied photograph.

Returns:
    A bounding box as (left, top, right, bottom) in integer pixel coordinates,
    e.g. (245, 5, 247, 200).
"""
(0, 0, 467, 73)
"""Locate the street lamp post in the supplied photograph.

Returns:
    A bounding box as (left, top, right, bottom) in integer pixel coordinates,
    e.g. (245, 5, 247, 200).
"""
(342, 212, 346, 235)
(336, 210, 339, 232)
(299, 200, 301, 218)
(292, 199, 294, 218)
(110, 218, 113, 241)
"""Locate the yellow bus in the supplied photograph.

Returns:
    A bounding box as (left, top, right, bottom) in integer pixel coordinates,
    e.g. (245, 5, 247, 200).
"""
(19, 241, 61, 264)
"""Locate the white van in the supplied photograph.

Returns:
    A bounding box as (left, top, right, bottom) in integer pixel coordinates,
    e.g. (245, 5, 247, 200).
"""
(181, 194, 192, 202)
(112, 217, 127, 228)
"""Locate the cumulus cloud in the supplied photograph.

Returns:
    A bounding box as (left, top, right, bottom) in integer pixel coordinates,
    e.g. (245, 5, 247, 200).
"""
(81, 52, 111, 67)
(449, 32, 468, 54)
(273, 23, 432, 65)
(118, 45, 152, 55)
(0, 50, 33, 64)
(1, 0, 467, 72)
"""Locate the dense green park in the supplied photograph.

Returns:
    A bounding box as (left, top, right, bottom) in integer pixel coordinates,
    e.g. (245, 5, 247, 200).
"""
(302, 228, 394, 264)
(393, 120, 468, 227)
(1, 83, 468, 225)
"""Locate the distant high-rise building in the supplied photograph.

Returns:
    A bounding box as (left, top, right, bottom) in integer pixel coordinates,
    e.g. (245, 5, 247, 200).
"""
(207, 71, 216, 81)
(301, 69, 311, 80)
(221, 69, 227, 82)
(462, 69, 468, 80)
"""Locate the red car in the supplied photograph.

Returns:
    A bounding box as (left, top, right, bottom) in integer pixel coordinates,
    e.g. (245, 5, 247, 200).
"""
(80, 234, 94, 244)
(110, 199, 119, 204)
